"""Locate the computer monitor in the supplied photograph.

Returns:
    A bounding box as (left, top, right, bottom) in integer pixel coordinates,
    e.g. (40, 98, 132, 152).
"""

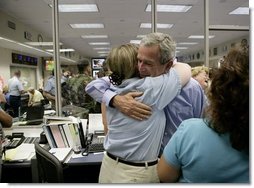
(26, 105, 44, 121)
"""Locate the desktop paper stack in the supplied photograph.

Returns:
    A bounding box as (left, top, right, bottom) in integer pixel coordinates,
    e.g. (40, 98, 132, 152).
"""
(42, 116, 87, 149)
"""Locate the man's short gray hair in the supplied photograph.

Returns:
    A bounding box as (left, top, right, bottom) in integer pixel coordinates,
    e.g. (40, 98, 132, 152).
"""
(140, 32, 176, 65)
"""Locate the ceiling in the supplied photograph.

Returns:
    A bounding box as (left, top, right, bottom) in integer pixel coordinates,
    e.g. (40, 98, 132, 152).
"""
(0, 0, 250, 62)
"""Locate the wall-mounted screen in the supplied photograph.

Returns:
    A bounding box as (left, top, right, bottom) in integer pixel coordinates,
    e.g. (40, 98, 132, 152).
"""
(12, 53, 38, 66)
(92, 70, 100, 79)
(91, 58, 105, 69)
(45, 60, 54, 71)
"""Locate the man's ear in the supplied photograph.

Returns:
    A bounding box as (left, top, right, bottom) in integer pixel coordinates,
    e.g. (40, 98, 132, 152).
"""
(165, 61, 173, 72)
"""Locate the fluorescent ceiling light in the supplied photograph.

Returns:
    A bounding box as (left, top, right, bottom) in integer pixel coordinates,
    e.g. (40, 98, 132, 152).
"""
(58, 4, 98, 12)
(98, 54, 107, 57)
(25, 42, 63, 46)
(93, 47, 111, 50)
(97, 51, 109, 54)
(1, 37, 75, 63)
(46, 49, 75, 52)
(130, 40, 141, 44)
(209, 25, 249, 31)
(1, 37, 52, 55)
(140, 23, 173, 29)
(89, 42, 110, 45)
(177, 42, 198, 45)
(176, 47, 188, 50)
(70, 23, 104, 28)
(81, 35, 108, 39)
(146, 4, 192, 12)
(229, 7, 249, 15)
(136, 35, 146, 38)
(188, 35, 215, 39)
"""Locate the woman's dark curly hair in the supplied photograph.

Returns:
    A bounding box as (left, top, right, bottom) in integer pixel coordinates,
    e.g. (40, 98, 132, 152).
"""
(205, 47, 249, 152)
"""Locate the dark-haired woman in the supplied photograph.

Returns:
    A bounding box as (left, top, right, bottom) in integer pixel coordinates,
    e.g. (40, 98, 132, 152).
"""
(158, 47, 249, 183)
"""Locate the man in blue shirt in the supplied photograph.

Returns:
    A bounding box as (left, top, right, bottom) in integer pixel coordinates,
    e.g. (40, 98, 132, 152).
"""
(86, 33, 206, 154)
(8, 70, 24, 117)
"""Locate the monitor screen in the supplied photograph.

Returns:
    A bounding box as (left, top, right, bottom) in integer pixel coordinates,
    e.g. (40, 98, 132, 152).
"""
(91, 58, 105, 69)
(45, 60, 54, 71)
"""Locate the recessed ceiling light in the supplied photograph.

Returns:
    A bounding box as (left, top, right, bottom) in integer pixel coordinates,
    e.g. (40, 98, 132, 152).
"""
(70, 23, 104, 28)
(94, 47, 111, 50)
(146, 4, 192, 12)
(177, 42, 198, 45)
(89, 42, 110, 45)
(58, 4, 98, 12)
(81, 35, 108, 39)
(229, 7, 249, 15)
(130, 40, 141, 44)
(97, 51, 109, 54)
(46, 49, 75, 52)
(140, 23, 173, 29)
(98, 54, 107, 57)
(25, 42, 63, 46)
(176, 47, 188, 50)
(209, 25, 249, 31)
(188, 35, 215, 39)
(136, 35, 146, 38)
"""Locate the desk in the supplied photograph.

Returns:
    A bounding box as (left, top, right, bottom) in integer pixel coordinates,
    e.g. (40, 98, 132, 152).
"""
(2, 125, 103, 183)
(2, 125, 42, 183)
(63, 152, 103, 183)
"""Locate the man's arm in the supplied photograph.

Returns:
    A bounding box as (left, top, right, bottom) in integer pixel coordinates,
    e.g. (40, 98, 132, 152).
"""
(43, 91, 55, 101)
(85, 77, 152, 121)
(101, 103, 108, 135)
(112, 93, 152, 121)
(0, 93, 6, 103)
(0, 109, 12, 128)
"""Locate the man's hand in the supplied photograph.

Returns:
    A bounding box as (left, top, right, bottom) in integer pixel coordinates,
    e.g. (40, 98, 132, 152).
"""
(112, 92, 152, 121)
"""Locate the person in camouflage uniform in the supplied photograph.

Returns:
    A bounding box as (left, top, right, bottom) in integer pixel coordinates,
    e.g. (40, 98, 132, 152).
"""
(62, 59, 97, 113)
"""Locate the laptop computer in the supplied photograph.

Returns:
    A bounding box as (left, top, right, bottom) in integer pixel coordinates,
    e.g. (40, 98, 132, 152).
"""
(25, 105, 44, 125)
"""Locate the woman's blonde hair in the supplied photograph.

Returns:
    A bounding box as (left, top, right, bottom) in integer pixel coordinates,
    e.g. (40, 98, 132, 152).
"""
(107, 43, 139, 85)
(191, 66, 209, 77)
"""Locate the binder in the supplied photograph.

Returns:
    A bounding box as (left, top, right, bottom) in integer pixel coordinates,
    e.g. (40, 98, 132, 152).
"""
(59, 124, 69, 147)
(49, 125, 65, 148)
(42, 125, 57, 148)
(62, 123, 74, 148)
(42, 116, 88, 150)
(77, 118, 86, 148)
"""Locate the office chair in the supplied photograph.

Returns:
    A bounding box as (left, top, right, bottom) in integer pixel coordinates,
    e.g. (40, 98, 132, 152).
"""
(34, 142, 64, 183)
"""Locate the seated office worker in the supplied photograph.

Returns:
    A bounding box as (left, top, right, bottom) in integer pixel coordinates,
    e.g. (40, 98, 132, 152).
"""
(0, 93, 12, 182)
(27, 87, 44, 107)
(158, 47, 249, 183)
(85, 32, 206, 155)
(87, 43, 191, 183)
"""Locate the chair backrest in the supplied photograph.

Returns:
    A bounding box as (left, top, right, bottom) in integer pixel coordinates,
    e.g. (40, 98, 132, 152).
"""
(34, 142, 64, 183)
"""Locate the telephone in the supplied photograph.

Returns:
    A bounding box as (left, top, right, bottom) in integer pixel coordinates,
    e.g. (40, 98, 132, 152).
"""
(5, 132, 25, 149)
(86, 133, 93, 145)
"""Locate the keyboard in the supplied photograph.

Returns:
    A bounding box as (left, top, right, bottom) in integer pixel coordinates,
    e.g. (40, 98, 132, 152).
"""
(23, 137, 40, 144)
(88, 136, 105, 153)
(25, 119, 43, 125)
